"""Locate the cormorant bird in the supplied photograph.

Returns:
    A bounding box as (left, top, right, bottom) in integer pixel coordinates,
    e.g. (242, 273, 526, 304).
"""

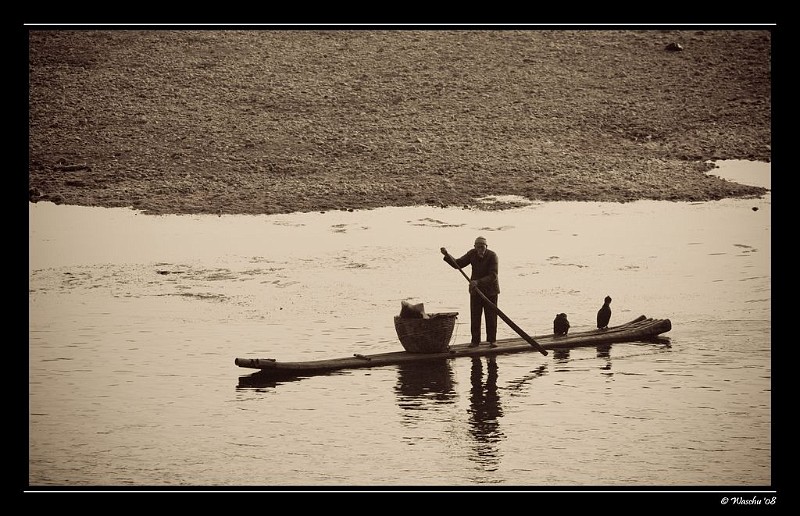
(597, 296, 612, 329)
(553, 313, 570, 336)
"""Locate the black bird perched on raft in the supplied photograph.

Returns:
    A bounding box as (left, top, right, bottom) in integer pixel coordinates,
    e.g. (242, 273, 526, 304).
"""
(553, 313, 570, 335)
(597, 296, 612, 329)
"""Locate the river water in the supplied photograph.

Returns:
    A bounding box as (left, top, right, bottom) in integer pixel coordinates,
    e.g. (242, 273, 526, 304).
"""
(28, 161, 772, 494)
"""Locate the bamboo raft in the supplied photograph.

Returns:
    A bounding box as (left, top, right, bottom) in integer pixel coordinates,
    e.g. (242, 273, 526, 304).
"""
(235, 315, 671, 381)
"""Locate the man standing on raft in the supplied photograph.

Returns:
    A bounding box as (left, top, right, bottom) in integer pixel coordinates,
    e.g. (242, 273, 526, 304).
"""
(441, 236, 499, 348)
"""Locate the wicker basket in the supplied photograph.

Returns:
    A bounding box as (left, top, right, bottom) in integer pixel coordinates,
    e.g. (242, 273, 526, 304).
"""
(394, 312, 458, 353)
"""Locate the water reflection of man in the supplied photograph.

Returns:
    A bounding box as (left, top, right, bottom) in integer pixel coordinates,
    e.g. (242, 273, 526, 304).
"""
(467, 357, 504, 469)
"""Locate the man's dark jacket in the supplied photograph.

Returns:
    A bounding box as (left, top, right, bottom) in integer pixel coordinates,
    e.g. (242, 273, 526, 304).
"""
(444, 249, 500, 296)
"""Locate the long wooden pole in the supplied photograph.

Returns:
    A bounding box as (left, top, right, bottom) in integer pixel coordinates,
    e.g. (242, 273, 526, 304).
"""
(441, 248, 548, 356)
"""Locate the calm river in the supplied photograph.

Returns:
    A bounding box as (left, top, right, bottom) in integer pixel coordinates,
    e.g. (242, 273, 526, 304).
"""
(28, 161, 771, 494)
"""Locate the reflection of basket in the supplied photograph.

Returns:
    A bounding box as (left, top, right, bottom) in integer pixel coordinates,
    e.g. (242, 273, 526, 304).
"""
(394, 312, 458, 353)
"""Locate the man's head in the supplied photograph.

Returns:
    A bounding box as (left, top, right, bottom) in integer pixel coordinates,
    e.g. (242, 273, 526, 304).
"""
(474, 236, 487, 257)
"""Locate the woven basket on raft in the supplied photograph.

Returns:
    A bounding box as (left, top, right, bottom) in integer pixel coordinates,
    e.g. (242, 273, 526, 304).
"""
(394, 312, 458, 353)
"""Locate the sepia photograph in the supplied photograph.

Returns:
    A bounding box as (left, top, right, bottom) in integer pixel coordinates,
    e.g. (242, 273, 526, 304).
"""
(27, 26, 774, 500)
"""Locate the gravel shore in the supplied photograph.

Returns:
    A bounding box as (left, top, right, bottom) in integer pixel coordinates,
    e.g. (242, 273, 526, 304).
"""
(28, 29, 771, 215)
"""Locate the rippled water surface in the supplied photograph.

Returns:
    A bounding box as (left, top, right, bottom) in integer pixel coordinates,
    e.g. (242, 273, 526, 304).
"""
(28, 161, 771, 489)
